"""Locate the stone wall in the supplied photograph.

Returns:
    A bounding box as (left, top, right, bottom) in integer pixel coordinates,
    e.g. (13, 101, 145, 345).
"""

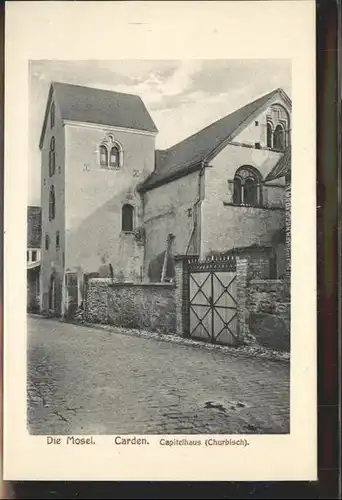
(246, 279, 290, 352)
(85, 278, 176, 333)
(285, 181, 291, 283)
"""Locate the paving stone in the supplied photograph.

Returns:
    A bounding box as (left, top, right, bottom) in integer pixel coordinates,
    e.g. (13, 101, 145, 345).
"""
(27, 317, 290, 435)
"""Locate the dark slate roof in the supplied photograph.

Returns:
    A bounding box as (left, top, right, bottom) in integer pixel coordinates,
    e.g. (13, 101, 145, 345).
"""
(265, 146, 291, 182)
(27, 206, 41, 248)
(139, 88, 291, 192)
(39, 82, 158, 148)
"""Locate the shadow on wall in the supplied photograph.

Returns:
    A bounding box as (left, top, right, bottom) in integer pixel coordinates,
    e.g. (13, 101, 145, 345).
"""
(249, 312, 290, 352)
(66, 187, 142, 280)
(148, 251, 175, 283)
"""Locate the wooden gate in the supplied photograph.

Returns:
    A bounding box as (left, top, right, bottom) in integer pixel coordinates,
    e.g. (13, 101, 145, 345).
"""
(187, 256, 238, 345)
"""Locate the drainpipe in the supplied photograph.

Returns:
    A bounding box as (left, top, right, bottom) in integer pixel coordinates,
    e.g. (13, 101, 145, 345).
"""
(185, 161, 206, 255)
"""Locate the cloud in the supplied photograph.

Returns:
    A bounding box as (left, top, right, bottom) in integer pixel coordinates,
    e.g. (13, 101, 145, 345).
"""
(28, 59, 292, 204)
(186, 59, 292, 97)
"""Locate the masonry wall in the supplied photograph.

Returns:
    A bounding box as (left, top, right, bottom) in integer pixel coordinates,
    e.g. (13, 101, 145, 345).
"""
(285, 182, 291, 283)
(85, 278, 176, 333)
(246, 279, 290, 352)
(27, 268, 40, 313)
(64, 124, 156, 282)
(201, 142, 285, 256)
(233, 94, 291, 149)
(143, 171, 200, 278)
(40, 93, 65, 314)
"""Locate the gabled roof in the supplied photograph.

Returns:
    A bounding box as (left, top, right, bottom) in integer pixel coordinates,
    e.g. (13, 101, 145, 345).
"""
(27, 206, 41, 248)
(39, 82, 158, 148)
(139, 88, 291, 192)
(265, 146, 291, 182)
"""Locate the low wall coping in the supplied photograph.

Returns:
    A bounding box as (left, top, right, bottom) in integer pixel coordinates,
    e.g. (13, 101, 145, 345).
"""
(88, 278, 176, 289)
(249, 279, 284, 285)
(108, 282, 176, 289)
(173, 254, 199, 262)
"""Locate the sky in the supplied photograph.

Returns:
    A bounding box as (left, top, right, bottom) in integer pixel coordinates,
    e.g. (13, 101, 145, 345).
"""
(28, 59, 291, 205)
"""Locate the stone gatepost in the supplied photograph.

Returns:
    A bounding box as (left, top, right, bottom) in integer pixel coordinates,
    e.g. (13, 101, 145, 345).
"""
(236, 256, 250, 340)
(173, 255, 190, 337)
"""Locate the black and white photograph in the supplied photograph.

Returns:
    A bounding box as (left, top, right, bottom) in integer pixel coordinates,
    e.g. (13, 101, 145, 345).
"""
(4, 0, 317, 482)
(27, 59, 292, 436)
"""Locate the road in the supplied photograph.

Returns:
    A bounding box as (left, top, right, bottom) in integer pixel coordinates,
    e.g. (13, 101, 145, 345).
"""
(27, 316, 290, 435)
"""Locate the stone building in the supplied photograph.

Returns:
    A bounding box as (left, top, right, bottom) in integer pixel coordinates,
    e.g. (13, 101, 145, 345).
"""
(27, 206, 41, 312)
(39, 82, 157, 315)
(38, 82, 291, 316)
(264, 145, 291, 284)
(139, 87, 291, 281)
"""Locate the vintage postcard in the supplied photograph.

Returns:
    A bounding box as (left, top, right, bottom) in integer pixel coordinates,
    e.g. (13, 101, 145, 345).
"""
(4, 0, 316, 481)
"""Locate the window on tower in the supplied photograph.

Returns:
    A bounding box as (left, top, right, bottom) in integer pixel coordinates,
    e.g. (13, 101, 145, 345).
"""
(50, 102, 55, 129)
(110, 146, 120, 168)
(122, 204, 134, 232)
(49, 136, 56, 176)
(99, 136, 123, 169)
(49, 185, 56, 221)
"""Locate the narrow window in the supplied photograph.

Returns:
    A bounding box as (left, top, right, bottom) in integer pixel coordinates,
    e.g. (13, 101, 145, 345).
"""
(244, 178, 258, 206)
(122, 204, 134, 232)
(110, 146, 120, 168)
(32, 250, 37, 261)
(49, 186, 56, 221)
(233, 177, 242, 204)
(45, 234, 50, 250)
(50, 102, 55, 129)
(266, 122, 273, 148)
(273, 124, 285, 151)
(56, 231, 60, 250)
(27, 250, 29, 262)
(100, 145, 108, 167)
(49, 136, 56, 176)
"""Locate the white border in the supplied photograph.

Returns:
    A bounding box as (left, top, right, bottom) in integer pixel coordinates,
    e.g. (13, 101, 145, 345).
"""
(4, 0, 316, 481)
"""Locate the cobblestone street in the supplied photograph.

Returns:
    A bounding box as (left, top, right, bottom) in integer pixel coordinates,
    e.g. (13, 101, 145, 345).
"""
(27, 316, 290, 435)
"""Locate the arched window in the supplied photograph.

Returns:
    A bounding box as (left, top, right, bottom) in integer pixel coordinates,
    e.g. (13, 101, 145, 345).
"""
(266, 122, 273, 148)
(49, 136, 55, 176)
(99, 136, 123, 169)
(266, 104, 290, 150)
(273, 124, 285, 151)
(49, 186, 55, 221)
(233, 166, 262, 206)
(122, 204, 134, 232)
(45, 234, 50, 251)
(110, 146, 120, 168)
(50, 102, 55, 129)
(100, 145, 108, 167)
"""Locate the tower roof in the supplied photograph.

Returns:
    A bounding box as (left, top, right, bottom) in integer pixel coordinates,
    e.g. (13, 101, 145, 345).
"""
(39, 82, 158, 148)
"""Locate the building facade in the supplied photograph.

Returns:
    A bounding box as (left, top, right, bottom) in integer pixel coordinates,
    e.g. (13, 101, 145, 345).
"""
(139, 88, 291, 281)
(38, 82, 291, 316)
(39, 82, 157, 316)
(27, 206, 41, 312)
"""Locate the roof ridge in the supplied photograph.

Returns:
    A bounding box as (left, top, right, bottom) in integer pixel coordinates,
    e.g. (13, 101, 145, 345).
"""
(163, 88, 279, 153)
(141, 87, 290, 192)
(52, 81, 141, 100)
